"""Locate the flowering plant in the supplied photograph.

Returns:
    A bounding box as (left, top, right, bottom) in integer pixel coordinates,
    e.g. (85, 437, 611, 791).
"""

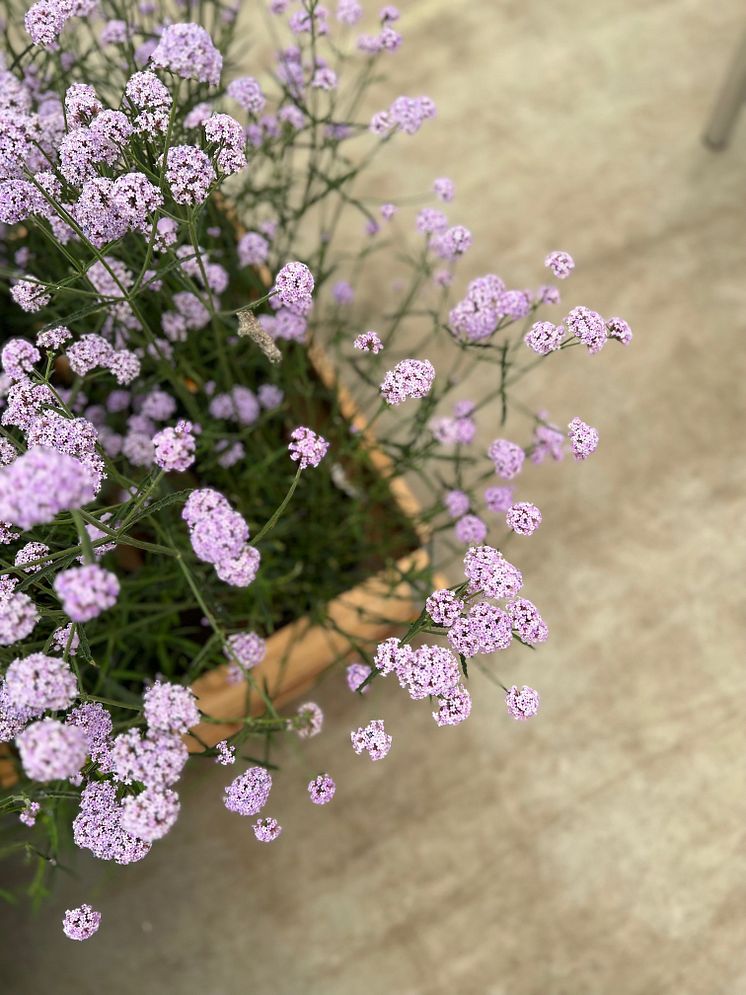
(0, 0, 632, 935)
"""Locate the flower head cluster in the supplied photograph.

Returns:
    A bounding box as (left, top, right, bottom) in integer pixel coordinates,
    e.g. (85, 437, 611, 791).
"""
(143, 681, 199, 734)
(4, 652, 77, 714)
(566, 306, 607, 355)
(353, 331, 384, 354)
(295, 702, 324, 739)
(17, 718, 87, 781)
(54, 564, 120, 622)
(62, 904, 101, 942)
(568, 417, 599, 460)
(224, 766, 272, 816)
(253, 817, 282, 842)
(150, 23, 223, 86)
(308, 773, 336, 805)
(425, 589, 465, 628)
(505, 685, 540, 721)
(73, 780, 152, 864)
(544, 250, 575, 279)
(346, 661, 372, 693)
(488, 439, 525, 480)
(448, 602, 512, 658)
(182, 489, 260, 588)
(380, 358, 435, 405)
(272, 261, 315, 315)
(524, 320, 564, 355)
(350, 719, 392, 760)
(152, 420, 197, 472)
(288, 426, 329, 469)
(506, 502, 542, 536)
(0, 447, 97, 530)
(433, 684, 472, 727)
(463, 545, 523, 599)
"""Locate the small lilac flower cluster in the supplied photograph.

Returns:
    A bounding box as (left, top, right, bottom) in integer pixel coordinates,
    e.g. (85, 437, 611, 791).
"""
(182, 489, 260, 588)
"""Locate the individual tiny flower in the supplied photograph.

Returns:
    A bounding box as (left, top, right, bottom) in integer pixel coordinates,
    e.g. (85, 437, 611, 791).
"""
(351, 719, 392, 761)
(505, 685, 540, 721)
(4, 652, 77, 714)
(295, 702, 324, 739)
(506, 502, 543, 536)
(19, 800, 41, 828)
(273, 261, 314, 316)
(153, 420, 197, 472)
(380, 358, 435, 405)
(62, 904, 101, 942)
(488, 439, 525, 480)
(17, 718, 88, 781)
(544, 250, 575, 279)
(150, 22, 223, 86)
(353, 331, 383, 354)
(607, 316, 633, 345)
(433, 177, 455, 201)
(288, 427, 329, 469)
(308, 773, 336, 805)
(455, 514, 488, 545)
(143, 681, 199, 734)
(425, 589, 465, 628)
(346, 662, 372, 693)
(253, 817, 282, 842)
(53, 564, 120, 622)
(214, 740, 235, 765)
(224, 767, 272, 816)
(568, 417, 599, 460)
(120, 787, 180, 842)
(566, 306, 607, 355)
(484, 486, 513, 514)
(524, 320, 564, 355)
(433, 684, 472, 727)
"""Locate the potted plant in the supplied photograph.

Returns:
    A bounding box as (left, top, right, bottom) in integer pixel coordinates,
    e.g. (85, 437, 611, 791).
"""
(0, 0, 632, 934)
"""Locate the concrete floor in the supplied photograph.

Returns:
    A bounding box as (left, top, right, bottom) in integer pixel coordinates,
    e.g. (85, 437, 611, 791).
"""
(3, 2, 746, 993)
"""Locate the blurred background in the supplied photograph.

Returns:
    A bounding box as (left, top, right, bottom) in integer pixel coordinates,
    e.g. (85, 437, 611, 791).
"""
(3, 2, 746, 992)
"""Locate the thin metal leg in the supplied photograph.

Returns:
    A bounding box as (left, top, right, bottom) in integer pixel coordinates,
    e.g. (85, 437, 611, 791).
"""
(704, 29, 746, 149)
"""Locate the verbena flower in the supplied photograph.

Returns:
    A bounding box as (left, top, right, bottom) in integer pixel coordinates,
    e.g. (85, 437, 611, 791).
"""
(53, 565, 120, 622)
(150, 23, 223, 86)
(4, 652, 77, 714)
(288, 426, 329, 469)
(568, 417, 599, 460)
(351, 719, 392, 760)
(505, 685, 540, 721)
(253, 816, 282, 842)
(505, 502, 542, 536)
(62, 904, 101, 942)
(224, 767, 272, 816)
(17, 718, 88, 781)
(380, 358, 435, 405)
(308, 773, 335, 804)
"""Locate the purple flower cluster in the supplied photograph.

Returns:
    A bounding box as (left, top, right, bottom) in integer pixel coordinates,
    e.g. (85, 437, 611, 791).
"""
(351, 719, 392, 760)
(295, 702, 324, 739)
(54, 564, 119, 622)
(17, 718, 87, 781)
(568, 417, 599, 460)
(253, 817, 282, 842)
(425, 589, 465, 627)
(73, 780, 152, 864)
(506, 502, 543, 536)
(308, 773, 336, 805)
(143, 681, 199, 734)
(224, 766, 272, 816)
(4, 652, 77, 714)
(463, 545, 523, 599)
(545, 250, 575, 279)
(62, 904, 101, 942)
(488, 439, 525, 480)
(505, 685, 540, 721)
(182, 489, 260, 588)
(353, 330, 384, 354)
(566, 306, 607, 355)
(380, 358, 435, 405)
(524, 320, 564, 355)
(227, 77, 266, 114)
(0, 447, 97, 529)
(152, 420, 197, 472)
(346, 661, 372, 693)
(150, 23, 223, 86)
(507, 598, 549, 645)
(165, 146, 216, 205)
(272, 261, 314, 315)
(448, 602, 512, 658)
(204, 113, 247, 174)
(214, 740, 236, 765)
(288, 426, 329, 469)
